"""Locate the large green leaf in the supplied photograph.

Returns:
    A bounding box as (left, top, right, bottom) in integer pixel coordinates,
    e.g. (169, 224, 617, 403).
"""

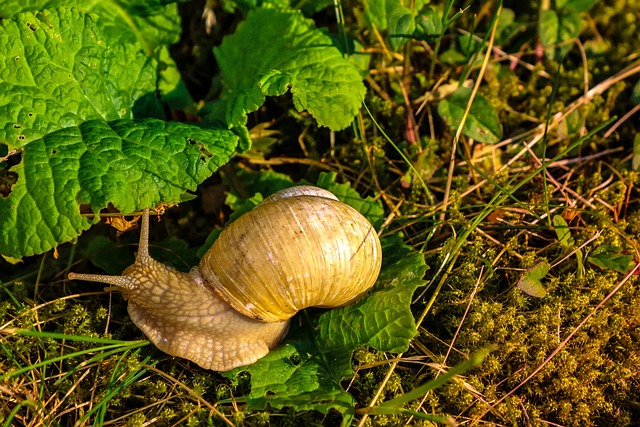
(0, 7, 232, 260)
(0, 0, 181, 51)
(212, 6, 365, 144)
(315, 236, 426, 378)
(0, 8, 156, 150)
(437, 86, 503, 143)
(0, 119, 237, 258)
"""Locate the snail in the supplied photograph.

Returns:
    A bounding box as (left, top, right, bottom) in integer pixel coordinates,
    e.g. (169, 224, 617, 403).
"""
(68, 186, 382, 371)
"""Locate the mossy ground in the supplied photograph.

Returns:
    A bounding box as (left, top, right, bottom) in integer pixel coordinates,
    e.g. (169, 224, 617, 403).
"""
(2, 0, 640, 426)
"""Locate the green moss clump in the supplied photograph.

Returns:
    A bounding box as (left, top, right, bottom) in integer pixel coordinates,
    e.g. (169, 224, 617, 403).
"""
(424, 258, 640, 426)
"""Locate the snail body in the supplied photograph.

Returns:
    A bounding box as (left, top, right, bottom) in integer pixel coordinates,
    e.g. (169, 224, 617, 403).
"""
(69, 186, 382, 371)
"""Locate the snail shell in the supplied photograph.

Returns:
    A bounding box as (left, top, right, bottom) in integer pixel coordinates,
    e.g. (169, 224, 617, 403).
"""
(201, 186, 382, 322)
(68, 185, 382, 371)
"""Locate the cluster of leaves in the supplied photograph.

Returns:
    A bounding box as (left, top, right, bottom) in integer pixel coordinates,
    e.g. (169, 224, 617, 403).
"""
(0, 0, 365, 259)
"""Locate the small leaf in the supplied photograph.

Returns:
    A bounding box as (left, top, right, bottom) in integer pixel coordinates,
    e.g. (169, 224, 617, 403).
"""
(439, 48, 467, 65)
(387, 6, 414, 51)
(517, 262, 549, 298)
(538, 10, 560, 59)
(587, 245, 636, 274)
(458, 33, 486, 58)
(414, 6, 442, 40)
(538, 9, 582, 60)
(495, 8, 517, 45)
(553, 215, 574, 247)
(437, 87, 503, 143)
(557, 108, 586, 139)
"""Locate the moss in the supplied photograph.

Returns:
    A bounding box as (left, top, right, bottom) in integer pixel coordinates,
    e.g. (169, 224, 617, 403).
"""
(424, 254, 640, 426)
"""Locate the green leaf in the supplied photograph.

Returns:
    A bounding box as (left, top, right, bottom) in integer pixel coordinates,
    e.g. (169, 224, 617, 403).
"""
(517, 262, 549, 298)
(538, 9, 560, 57)
(0, 0, 182, 51)
(0, 8, 157, 150)
(538, 9, 582, 60)
(557, 0, 598, 13)
(226, 331, 356, 426)
(553, 215, 574, 247)
(362, 0, 401, 31)
(587, 245, 636, 274)
(329, 33, 371, 78)
(85, 235, 134, 276)
(457, 33, 486, 58)
(0, 7, 235, 260)
(213, 7, 366, 138)
(439, 48, 467, 65)
(387, 6, 414, 51)
(494, 8, 517, 45)
(0, 119, 237, 258)
(315, 238, 427, 377)
(414, 6, 443, 40)
(557, 108, 586, 139)
(157, 46, 194, 110)
(437, 87, 503, 143)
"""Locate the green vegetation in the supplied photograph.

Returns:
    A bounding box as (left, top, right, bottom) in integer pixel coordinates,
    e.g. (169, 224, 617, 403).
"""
(1, 0, 639, 426)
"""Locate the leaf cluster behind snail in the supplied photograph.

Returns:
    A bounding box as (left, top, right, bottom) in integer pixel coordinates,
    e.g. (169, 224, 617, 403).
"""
(68, 186, 382, 371)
